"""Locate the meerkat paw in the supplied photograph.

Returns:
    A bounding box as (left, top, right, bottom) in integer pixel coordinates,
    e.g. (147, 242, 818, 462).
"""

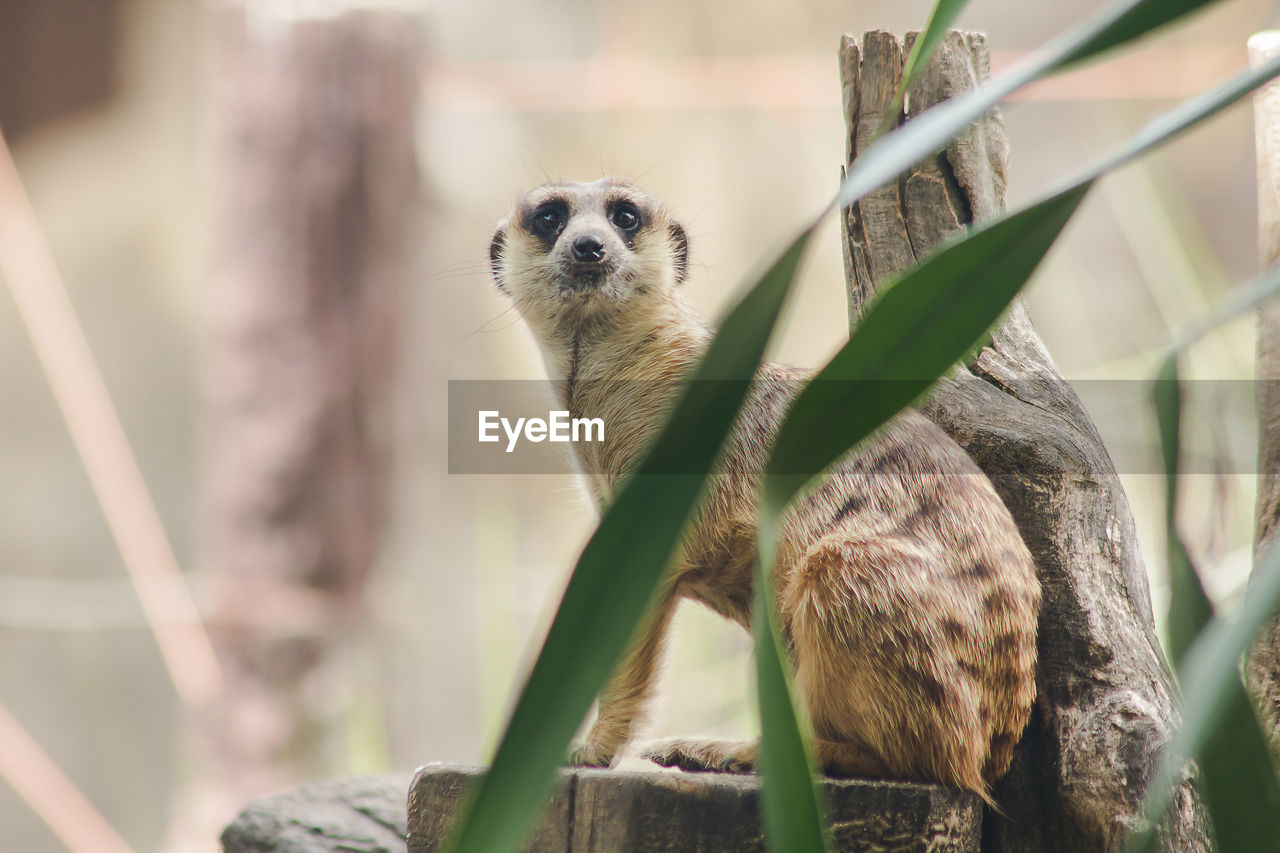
(566, 742, 614, 768)
(641, 738, 757, 773)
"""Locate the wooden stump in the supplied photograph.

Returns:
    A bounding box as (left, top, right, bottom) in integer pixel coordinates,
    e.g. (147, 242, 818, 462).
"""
(839, 31, 1208, 852)
(407, 765, 981, 853)
(221, 774, 413, 853)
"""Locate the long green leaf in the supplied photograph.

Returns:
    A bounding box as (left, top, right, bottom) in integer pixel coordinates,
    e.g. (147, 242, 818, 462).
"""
(780, 55, 1280, 493)
(834, 0, 1240, 213)
(443, 233, 813, 853)
(1132, 541, 1280, 852)
(750, 187, 1088, 853)
(754, 537, 827, 852)
(1085, 55, 1280, 180)
(1058, 0, 1226, 70)
(873, 0, 972, 141)
(899, 0, 969, 98)
(756, 43, 1280, 853)
(1153, 354, 1215, 666)
(748, 179, 1087, 853)
(1150, 352, 1280, 852)
(767, 184, 1087, 488)
(1168, 262, 1280, 353)
(1168, 540, 1280, 788)
(1193, 683, 1280, 852)
(1153, 260, 1280, 669)
(1131, 263, 1280, 851)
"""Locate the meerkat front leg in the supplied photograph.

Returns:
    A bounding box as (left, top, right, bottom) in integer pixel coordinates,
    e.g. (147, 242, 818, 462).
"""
(640, 735, 893, 776)
(568, 589, 680, 767)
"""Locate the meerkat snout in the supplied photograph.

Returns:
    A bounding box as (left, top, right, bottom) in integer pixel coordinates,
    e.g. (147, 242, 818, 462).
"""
(555, 214, 620, 287)
(571, 234, 606, 263)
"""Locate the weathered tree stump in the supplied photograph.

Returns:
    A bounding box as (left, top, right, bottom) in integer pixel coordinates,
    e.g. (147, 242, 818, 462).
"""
(221, 774, 413, 853)
(839, 31, 1208, 852)
(407, 765, 981, 853)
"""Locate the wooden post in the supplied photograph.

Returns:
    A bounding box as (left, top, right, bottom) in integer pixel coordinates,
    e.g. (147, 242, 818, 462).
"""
(222, 774, 414, 853)
(839, 31, 1209, 852)
(223, 767, 982, 852)
(406, 766, 981, 853)
(188, 0, 421, 840)
(1248, 30, 1280, 754)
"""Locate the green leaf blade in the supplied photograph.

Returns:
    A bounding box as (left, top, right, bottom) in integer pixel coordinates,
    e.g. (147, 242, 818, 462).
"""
(1153, 355, 1215, 667)
(1195, 681, 1280, 852)
(834, 0, 1263, 216)
(754, 533, 828, 853)
(813, 51, 1280, 506)
(769, 183, 1090, 488)
(1146, 352, 1280, 851)
(444, 231, 815, 853)
(873, 0, 971, 141)
(756, 24, 1279, 849)
(1134, 540, 1280, 849)
(748, 165, 1091, 853)
(1174, 539, 1280, 778)
(899, 0, 969, 98)
(1084, 53, 1280, 183)
(1059, 0, 1225, 71)
(1135, 274, 1280, 850)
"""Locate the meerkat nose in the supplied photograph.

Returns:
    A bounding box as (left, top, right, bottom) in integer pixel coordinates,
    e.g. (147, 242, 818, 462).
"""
(572, 234, 606, 262)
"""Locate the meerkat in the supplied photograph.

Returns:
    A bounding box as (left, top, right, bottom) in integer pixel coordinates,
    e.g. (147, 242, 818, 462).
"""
(487, 177, 1040, 804)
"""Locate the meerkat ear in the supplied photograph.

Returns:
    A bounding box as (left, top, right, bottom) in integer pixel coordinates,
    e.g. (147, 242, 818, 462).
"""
(489, 226, 507, 292)
(669, 222, 689, 286)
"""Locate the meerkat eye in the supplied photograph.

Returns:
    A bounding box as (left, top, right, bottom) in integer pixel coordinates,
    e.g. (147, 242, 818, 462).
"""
(532, 205, 564, 235)
(610, 203, 640, 232)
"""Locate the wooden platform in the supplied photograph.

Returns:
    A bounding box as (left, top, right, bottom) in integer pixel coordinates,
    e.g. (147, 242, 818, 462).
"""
(220, 768, 982, 852)
(408, 764, 981, 853)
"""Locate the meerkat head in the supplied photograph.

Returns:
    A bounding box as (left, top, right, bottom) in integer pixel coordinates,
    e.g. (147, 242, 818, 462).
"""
(489, 178, 689, 333)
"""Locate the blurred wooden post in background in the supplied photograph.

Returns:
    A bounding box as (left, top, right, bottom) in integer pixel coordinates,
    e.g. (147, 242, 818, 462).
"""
(839, 31, 1209, 852)
(188, 0, 421, 842)
(1248, 31, 1280, 754)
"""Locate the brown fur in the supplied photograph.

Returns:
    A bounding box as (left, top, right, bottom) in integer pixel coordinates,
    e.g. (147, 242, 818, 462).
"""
(489, 179, 1040, 804)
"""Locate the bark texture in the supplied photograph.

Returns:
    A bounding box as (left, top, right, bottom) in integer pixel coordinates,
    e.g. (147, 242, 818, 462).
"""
(839, 31, 1207, 852)
(194, 1, 421, 835)
(222, 774, 413, 853)
(1247, 32, 1280, 755)
(407, 765, 981, 853)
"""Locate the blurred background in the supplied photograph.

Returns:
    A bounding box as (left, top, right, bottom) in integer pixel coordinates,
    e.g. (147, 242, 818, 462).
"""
(0, 0, 1276, 850)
